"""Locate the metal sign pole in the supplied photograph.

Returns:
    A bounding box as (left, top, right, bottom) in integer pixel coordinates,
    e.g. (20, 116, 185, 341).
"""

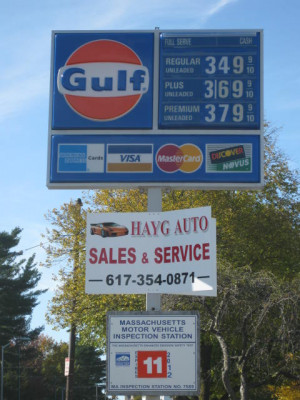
(146, 187, 162, 311)
(143, 187, 162, 400)
(146, 32, 161, 318)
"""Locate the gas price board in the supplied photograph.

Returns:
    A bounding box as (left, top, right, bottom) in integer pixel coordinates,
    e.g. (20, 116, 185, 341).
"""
(159, 32, 261, 130)
(48, 29, 263, 189)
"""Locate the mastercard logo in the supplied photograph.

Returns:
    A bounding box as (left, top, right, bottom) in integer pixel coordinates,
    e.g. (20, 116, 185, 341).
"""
(156, 144, 203, 173)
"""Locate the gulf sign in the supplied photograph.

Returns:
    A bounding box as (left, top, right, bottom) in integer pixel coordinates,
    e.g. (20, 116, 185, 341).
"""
(51, 33, 154, 129)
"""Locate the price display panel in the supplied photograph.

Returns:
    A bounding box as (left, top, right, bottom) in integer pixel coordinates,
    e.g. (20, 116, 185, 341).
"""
(159, 31, 262, 130)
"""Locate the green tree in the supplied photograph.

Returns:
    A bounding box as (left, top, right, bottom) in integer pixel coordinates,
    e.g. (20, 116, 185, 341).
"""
(0, 227, 46, 399)
(73, 344, 106, 400)
(25, 335, 68, 400)
(84, 126, 299, 281)
(42, 124, 299, 398)
(18, 335, 106, 400)
(42, 199, 144, 348)
(0, 227, 45, 344)
(164, 265, 300, 399)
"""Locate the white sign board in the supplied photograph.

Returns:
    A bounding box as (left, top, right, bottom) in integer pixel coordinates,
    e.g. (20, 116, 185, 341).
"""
(107, 311, 200, 395)
(85, 207, 216, 295)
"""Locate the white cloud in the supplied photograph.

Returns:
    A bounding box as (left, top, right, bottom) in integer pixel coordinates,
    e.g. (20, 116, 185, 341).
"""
(0, 0, 237, 122)
(0, 72, 48, 122)
(205, 0, 237, 17)
(85, 0, 238, 27)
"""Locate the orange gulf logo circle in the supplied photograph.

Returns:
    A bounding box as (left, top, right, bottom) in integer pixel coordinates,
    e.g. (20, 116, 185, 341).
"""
(156, 143, 203, 173)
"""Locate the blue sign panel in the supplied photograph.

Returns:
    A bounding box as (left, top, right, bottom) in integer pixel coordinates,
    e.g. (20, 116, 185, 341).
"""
(48, 30, 263, 189)
(50, 134, 261, 186)
(51, 32, 154, 129)
(159, 32, 261, 129)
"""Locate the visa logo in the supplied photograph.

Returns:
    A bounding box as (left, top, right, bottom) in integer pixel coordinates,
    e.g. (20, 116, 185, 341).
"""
(57, 62, 149, 97)
(120, 155, 141, 162)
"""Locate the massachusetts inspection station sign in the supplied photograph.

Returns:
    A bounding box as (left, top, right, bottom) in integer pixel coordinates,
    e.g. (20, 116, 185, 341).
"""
(85, 206, 216, 296)
(106, 311, 200, 396)
(47, 29, 263, 189)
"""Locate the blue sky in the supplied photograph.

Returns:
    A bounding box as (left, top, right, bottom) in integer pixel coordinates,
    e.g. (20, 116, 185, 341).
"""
(0, 0, 299, 342)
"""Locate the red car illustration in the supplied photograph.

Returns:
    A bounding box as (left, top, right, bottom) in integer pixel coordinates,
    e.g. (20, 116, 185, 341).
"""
(90, 222, 129, 238)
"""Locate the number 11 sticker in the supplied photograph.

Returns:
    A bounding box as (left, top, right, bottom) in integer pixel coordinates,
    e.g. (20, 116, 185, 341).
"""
(137, 351, 167, 378)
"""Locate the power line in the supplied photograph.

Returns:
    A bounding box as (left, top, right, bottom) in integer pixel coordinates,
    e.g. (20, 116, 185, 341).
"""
(22, 243, 49, 252)
(20, 232, 86, 253)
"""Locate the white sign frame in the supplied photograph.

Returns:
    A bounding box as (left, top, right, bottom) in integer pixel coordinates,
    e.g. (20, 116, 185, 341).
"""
(85, 207, 216, 296)
(106, 311, 200, 396)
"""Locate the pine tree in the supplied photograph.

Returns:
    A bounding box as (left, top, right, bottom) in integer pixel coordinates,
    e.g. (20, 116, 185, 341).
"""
(0, 227, 45, 345)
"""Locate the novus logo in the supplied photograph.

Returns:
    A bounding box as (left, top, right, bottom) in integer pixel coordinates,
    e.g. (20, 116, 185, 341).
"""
(57, 40, 149, 121)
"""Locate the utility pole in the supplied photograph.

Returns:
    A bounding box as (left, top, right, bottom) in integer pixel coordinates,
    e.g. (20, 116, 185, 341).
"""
(66, 324, 76, 400)
(1, 337, 29, 400)
(66, 198, 83, 400)
(1, 343, 10, 400)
